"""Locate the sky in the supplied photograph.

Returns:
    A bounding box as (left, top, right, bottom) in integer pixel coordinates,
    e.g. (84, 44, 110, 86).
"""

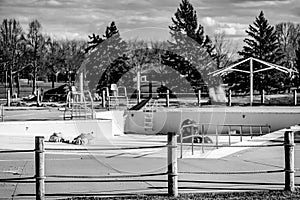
(0, 0, 299, 45)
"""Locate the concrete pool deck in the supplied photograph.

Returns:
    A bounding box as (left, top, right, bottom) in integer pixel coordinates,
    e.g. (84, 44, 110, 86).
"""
(1, 107, 300, 198)
(0, 128, 284, 159)
(0, 130, 299, 199)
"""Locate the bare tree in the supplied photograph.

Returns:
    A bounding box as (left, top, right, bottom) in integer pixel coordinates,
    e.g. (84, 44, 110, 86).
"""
(61, 39, 86, 84)
(276, 22, 300, 69)
(0, 18, 23, 97)
(26, 19, 44, 94)
(213, 32, 237, 69)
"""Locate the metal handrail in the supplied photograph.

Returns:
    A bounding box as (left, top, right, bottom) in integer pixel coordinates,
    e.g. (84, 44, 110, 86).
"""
(179, 123, 271, 158)
(64, 90, 94, 120)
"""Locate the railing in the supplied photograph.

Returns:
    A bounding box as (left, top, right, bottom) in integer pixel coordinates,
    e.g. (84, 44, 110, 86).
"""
(0, 133, 177, 199)
(64, 91, 94, 120)
(179, 123, 271, 158)
(178, 130, 296, 192)
(0, 131, 297, 199)
(107, 95, 128, 110)
(107, 89, 299, 108)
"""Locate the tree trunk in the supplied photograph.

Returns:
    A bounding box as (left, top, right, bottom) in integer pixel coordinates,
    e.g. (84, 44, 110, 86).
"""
(9, 67, 13, 98)
(32, 61, 37, 95)
(16, 72, 20, 98)
(51, 73, 55, 88)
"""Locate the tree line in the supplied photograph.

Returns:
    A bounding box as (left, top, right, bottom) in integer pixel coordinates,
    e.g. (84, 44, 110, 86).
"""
(0, 19, 86, 97)
(1, 0, 300, 97)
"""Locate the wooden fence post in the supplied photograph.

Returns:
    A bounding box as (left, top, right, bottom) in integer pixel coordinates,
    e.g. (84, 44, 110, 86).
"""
(166, 90, 170, 107)
(167, 132, 178, 197)
(284, 131, 295, 192)
(197, 90, 201, 107)
(293, 90, 297, 106)
(261, 89, 265, 105)
(35, 136, 45, 200)
(228, 89, 232, 107)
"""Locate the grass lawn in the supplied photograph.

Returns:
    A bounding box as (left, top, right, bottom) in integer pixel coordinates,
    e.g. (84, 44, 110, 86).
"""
(68, 188, 300, 200)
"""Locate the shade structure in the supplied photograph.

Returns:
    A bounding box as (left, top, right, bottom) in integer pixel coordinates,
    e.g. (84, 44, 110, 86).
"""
(209, 57, 296, 106)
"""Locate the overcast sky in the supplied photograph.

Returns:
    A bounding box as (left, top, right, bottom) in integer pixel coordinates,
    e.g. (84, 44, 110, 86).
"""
(0, 0, 299, 44)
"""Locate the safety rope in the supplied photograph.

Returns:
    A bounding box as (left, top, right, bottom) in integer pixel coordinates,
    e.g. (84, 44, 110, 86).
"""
(0, 176, 35, 182)
(0, 149, 35, 153)
(47, 172, 168, 179)
(179, 144, 283, 148)
(45, 145, 167, 151)
(179, 169, 285, 175)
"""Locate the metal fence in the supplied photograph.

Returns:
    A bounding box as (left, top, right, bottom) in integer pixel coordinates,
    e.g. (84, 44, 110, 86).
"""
(0, 131, 297, 199)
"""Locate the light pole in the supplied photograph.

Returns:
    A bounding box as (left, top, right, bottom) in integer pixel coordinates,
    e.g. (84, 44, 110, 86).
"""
(250, 58, 254, 106)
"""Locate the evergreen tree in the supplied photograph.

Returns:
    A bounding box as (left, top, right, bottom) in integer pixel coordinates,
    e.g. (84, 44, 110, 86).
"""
(169, 0, 214, 54)
(84, 22, 128, 92)
(162, 0, 216, 93)
(239, 11, 283, 62)
(238, 11, 285, 93)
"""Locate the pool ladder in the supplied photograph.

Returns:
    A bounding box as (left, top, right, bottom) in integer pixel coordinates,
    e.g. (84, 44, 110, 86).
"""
(143, 99, 157, 131)
(64, 91, 94, 120)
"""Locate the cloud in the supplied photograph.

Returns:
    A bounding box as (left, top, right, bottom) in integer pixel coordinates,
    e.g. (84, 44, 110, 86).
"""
(0, 0, 299, 44)
(214, 23, 248, 36)
(202, 17, 216, 26)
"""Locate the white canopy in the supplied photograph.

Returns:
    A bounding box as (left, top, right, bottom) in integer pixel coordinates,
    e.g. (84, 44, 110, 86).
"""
(209, 57, 296, 106)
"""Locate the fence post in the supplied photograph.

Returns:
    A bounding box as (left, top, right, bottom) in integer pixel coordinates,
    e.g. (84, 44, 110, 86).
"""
(7, 90, 10, 107)
(228, 89, 232, 107)
(293, 90, 297, 106)
(261, 89, 265, 105)
(166, 90, 170, 107)
(137, 89, 141, 104)
(1, 105, 4, 122)
(35, 136, 45, 200)
(284, 131, 295, 192)
(37, 89, 40, 107)
(102, 90, 106, 108)
(167, 132, 178, 197)
(197, 90, 201, 107)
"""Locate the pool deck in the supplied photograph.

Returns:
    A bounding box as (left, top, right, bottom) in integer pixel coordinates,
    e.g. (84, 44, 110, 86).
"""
(0, 128, 299, 199)
(0, 107, 300, 199)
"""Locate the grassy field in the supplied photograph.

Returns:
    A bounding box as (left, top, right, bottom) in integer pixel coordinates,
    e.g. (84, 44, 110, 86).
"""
(69, 188, 300, 200)
(0, 79, 65, 99)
